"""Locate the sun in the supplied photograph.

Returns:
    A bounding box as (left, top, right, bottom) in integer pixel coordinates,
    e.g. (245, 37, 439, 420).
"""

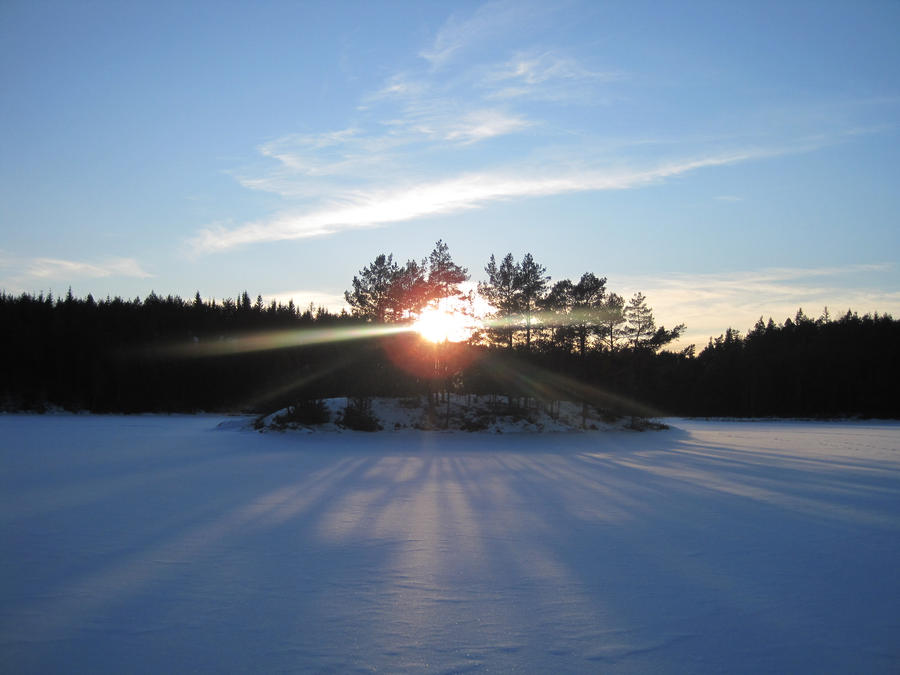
(412, 297, 478, 343)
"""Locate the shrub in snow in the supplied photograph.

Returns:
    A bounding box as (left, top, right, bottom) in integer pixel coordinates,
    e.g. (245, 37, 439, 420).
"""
(253, 400, 331, 431)
(280, 399, 330, 425)
(340, 398, 382, 432)
(624, 416, 669, 431)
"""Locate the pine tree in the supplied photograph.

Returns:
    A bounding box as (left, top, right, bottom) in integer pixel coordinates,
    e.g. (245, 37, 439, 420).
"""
(516, 253, 549, 351)
(426, 240, 469, 301)
(570, 272, 606, 357)
(543, 279, 576, 352)
(389, 259, 428, 319)
(623, 292, 656, 349)
(478, 253, 520, 349)
(344, 254, 401, 322)
(598, 292, 626, 351)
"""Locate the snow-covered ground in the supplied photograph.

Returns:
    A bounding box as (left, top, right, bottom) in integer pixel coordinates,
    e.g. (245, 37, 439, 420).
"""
(1, 416, 898, 673)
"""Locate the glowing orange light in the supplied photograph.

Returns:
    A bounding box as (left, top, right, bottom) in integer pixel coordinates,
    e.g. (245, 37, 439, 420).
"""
(412, 297, 478, 343)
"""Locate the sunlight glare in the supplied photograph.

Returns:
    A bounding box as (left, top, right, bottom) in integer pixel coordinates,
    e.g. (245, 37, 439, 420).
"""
(413, 297, 478, 343)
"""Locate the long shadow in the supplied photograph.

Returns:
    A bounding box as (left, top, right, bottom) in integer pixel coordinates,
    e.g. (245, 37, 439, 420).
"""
(468, 437, 900, 669)
(0, 439, 399, 670)
(578, 426, 900, 530)
(4, 419, 899, 672)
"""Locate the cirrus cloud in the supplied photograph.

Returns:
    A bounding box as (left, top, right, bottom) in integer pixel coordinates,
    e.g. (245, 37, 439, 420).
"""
(194, 149, 776, 252)
(0, 254, 153, 294)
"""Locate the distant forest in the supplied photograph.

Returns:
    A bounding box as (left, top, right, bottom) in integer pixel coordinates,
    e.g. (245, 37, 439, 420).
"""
(1, 241, 897, 418)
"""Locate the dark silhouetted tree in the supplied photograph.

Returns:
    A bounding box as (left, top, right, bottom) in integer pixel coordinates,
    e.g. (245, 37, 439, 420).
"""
(623, 292, 655, 349)
(598, 292, 626, 351)
(516, 253, 550, 351)
(543, 279, 576, 352)
(426, 239, 469, 301)
(345, 254, 401, 322)
(570, 273, 607, 357)
(479, 253, 520, 350)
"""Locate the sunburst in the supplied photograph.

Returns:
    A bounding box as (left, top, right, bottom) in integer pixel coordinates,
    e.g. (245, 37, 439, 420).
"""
(412, 296, 478, 343)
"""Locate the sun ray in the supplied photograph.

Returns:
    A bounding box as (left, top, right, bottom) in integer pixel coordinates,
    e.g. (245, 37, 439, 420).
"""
(412, 296, 479, 343)
(151, 324, 410, 359)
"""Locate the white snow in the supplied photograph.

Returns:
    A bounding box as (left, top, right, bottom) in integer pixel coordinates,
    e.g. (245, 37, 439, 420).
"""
(1, 415, 899, 673)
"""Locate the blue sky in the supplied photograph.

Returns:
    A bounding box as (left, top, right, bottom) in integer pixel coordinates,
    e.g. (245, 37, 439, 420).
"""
(1, 0, 898, 347)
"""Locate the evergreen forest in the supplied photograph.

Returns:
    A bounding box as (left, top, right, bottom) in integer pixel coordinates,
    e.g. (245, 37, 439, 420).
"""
(1, 242, 897, 419)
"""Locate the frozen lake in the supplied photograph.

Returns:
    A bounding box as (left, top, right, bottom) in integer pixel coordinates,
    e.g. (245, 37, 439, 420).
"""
(1, 416, 898, 673)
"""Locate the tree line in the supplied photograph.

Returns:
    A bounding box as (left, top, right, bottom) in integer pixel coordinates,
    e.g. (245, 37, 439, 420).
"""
(0, 288, 356, 413)
(689, 308, 898, 417)
(1, 242, 897, 418)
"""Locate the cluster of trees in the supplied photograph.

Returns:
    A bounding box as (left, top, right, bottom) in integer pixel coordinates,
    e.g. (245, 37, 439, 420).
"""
(345, 242, 684, 355)
(479, 254, 684, 354)
(344, 240, 468, 323)
(1, 242, 897, 418)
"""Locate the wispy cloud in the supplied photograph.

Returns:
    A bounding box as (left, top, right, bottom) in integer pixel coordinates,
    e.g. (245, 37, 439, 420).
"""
(195, 149, 777, 252)
(481, 51, 624, 101)
(0, 254, 152, 293)
(25, 257, 152, 280)
(186, 1, 644, 253)
(616, 263, 899, 349)
(365, 74, 430, 103)
(420, 0, 547, 68)
(444, 109, 533, 143)
(240, 99, 535, 194)
(191, 0, 842, 255)
(257, 128, 363, 174)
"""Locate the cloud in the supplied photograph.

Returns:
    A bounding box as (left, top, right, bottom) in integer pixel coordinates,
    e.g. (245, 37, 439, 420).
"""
(420, 0, 540, 68)
(615, 263, 899, 350)
(0, 255, 152, 293)
(24, 257, 152, 280)
(264, 289, 349, 314)
(234, 102, 539, 200)
(191, 1, 848, 256)
(194, 148, 776, 252)
(386, 104, 534, 146)
(243, 72, 542, 180)
(481, 51, 624, 101)
(365, 74, 430, 103)
(190, 2, 653, 254)
(256, 128, 363, 174)
(443, 109, 533, 143)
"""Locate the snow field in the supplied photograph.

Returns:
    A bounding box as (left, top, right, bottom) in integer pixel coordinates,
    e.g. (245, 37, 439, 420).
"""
(1, 416, 898, 673)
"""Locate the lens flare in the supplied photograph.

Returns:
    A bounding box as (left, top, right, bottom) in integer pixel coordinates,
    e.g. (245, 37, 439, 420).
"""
(412, 296, 478, 343)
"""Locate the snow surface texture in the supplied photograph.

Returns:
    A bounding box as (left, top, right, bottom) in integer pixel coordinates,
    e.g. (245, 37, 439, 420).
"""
(1, 416, 898, 673)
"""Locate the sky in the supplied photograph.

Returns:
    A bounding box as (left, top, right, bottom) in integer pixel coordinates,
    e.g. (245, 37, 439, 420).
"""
(1, 0, 899, 348)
